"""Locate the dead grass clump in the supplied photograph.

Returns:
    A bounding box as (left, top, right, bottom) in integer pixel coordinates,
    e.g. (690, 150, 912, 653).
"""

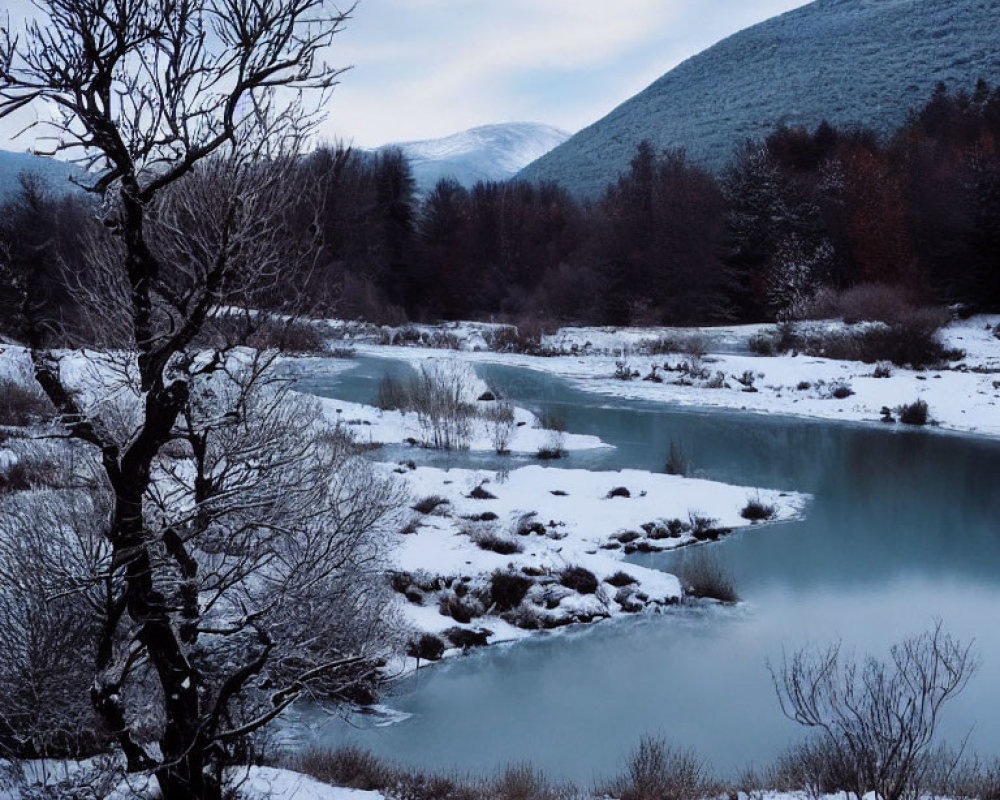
(412, 495, 450, 514)
(740, 497, 776, 521)
(0, 377, 55, 426)
(472, 530, 523, 556)
(676, 551, 738, 603)
(605, 571, 639, 588)
(899, 399, 929, 426)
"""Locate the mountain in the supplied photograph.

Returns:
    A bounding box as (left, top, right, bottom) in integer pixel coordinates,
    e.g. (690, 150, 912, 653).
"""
(0, 150, 81, 200)
(376, 122, 570, 193)
(518, 0, 1000, 198)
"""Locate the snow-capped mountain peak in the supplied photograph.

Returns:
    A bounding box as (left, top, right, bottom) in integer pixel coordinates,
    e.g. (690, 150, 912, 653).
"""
(376, 122, 570, 193)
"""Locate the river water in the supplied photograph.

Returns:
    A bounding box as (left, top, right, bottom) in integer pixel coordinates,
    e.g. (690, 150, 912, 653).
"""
(293, 356, 1000, 781)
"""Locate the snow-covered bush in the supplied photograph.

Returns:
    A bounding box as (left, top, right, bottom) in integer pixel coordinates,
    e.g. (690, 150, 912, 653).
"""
(0, 365, 406, 766)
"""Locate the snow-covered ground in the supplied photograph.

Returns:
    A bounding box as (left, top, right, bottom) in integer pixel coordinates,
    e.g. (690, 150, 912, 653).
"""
(383, 461, 806, 652)
(0, 760, 385, 800)
(329, 315, 1000, 439)
(308, 358, 608, 455)
(317, 396, 607, 455)
(0, 757, 888, 800)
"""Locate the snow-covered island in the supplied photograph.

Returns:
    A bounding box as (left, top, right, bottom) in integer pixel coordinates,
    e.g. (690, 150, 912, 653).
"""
(379, 462, 805, 656)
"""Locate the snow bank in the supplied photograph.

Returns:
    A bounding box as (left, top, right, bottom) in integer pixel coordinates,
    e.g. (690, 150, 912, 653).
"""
(316, 395, 608, 455)
(0, 761, 384, 800)
(344, 316, 1000, 440)
(233, 766, 384, 800)
(385, 462, 808, 649)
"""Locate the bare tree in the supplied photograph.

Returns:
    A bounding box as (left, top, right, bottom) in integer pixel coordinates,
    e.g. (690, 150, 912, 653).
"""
(0, 359, 405, 796)
(0, 3, 409, 799)
(771, 623, 976, 800)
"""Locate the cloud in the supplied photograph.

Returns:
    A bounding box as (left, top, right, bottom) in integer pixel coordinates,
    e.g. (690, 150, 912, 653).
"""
(320, 0, 810, 147)
(0, 1, 812, 152)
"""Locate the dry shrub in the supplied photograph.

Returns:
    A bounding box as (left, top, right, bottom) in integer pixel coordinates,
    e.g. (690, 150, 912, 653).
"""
(688, 513, 728, 541)
(606, 571, 638, 588)
(0, 452, 63, 493)
(337, 271, 408, 326)
(483, 400, 516, 455)
(535, 444, 566, 460)
(443, 627, 490, 649)
(489, 570, 533, 611)
(803, 312, 958, 368)
(247, 318, 329, 353)
(295, 747, 394, 791)
(664, 441, 690, 476)
(931, 755, 1000, 800)
(600, 736, 706, 800)
(748, 322, 801, 356)
(406, 633, 446, 661)
(393, 771, 476, 800)
(377, 374, 410, 411)
(198, 315, 329, 353)
(836, 283, 918, 324)
(676, 550, 738, 603)
(490, 763, 569, 800)
(469, 484, 497, 500)
(899, 399, 929, 426)
(740, 497, 776, 521)
(486, 318, 557, 355)
(643, 335, 686, 355)
(438, 595, 482, 624)
(559, 566, 598, 595)
(769, 737, 858, 798)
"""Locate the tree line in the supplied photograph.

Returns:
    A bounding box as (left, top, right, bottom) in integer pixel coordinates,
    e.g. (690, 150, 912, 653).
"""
(4, 81, 1000, 342)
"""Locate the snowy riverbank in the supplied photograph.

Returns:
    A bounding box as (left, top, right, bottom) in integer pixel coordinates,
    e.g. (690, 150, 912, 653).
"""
(322, 315, 1000, 439)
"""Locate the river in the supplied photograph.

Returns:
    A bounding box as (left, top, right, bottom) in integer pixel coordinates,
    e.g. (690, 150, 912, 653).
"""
(291, 356, 1000, 781)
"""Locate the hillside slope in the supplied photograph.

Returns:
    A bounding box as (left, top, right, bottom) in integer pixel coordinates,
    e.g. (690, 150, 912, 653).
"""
(519, 0, 1000, 197)
(377, 122, 569, 193)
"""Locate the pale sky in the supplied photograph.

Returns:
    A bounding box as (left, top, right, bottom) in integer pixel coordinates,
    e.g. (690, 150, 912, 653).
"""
(0, 0, 812, 152)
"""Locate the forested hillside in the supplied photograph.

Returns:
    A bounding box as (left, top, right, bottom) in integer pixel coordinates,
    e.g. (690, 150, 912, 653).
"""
(519, 0, 1000, 197)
